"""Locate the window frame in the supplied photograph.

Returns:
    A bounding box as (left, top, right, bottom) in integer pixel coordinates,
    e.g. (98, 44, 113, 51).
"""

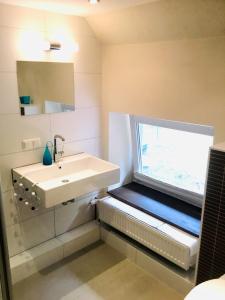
(130, 115, 214, 207)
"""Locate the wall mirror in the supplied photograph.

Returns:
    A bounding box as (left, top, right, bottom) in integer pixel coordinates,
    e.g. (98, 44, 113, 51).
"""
(16, 61, 75, 116)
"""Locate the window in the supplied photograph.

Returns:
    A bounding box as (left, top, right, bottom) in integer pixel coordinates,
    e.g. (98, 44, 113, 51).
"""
(130, 116, 214, 207)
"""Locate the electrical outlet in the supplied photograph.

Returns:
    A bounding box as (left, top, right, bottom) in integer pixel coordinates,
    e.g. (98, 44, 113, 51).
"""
(32, 138, 41, 148)
(22, 138, 41, 150)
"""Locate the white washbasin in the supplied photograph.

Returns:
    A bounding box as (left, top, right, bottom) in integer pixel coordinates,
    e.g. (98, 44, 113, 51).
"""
(12, 153, 120, 208)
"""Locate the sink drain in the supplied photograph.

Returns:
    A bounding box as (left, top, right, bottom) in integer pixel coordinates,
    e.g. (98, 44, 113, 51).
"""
(62, 179, 69, 183)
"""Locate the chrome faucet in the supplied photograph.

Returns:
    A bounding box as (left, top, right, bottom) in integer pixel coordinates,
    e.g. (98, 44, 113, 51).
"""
(53, 134, 65, 162)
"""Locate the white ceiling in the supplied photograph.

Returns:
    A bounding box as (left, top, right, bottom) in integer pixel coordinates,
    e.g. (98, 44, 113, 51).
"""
(0, 0, 159, 16)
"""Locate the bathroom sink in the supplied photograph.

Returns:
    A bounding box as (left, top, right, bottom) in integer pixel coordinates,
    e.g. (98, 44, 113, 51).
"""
(12, 153, 120, 208)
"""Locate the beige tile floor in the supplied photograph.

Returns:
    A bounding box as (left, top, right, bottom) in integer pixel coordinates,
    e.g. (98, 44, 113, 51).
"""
(13, 243, 183, 300)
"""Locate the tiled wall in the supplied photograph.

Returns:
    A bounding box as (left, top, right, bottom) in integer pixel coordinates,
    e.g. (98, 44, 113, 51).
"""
(0, 4, 102, 257)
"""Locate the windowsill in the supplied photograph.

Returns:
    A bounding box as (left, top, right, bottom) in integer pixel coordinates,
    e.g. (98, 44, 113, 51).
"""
(108, 182, 202, 237)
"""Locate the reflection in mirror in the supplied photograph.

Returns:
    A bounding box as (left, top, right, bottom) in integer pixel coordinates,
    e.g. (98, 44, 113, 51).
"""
(16, 61, 75, 116)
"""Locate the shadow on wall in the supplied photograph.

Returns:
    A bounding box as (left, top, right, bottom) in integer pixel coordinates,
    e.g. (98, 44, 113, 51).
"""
(108, 112, 133, 190)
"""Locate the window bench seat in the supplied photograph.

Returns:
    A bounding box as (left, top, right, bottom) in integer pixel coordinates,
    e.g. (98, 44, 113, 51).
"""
(98, 196, 199, 271)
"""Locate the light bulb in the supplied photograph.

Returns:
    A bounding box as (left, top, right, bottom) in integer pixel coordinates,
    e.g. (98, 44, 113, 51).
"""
(89, 0, 100, 4)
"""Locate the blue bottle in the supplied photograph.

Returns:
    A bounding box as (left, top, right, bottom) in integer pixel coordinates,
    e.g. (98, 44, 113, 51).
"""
(43, 142, 52, 166)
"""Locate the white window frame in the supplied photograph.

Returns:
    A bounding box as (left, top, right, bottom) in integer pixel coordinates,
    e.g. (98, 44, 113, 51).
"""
(130, 115, 214, 207)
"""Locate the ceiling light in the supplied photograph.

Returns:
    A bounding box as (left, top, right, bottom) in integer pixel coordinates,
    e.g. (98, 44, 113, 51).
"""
(88, 0, 100, 4)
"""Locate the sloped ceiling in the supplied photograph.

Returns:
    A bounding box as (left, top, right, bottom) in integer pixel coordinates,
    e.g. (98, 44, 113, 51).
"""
(86, 0, 225, 44)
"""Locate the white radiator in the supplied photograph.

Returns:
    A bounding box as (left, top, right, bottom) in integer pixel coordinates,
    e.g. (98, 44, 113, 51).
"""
(98, 196, 199, 270)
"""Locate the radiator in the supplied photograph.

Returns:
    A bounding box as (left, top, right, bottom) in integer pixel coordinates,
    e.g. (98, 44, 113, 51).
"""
(98, 196, 199, 270)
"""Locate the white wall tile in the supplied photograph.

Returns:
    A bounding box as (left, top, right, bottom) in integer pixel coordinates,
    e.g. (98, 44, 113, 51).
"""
(2, 190, 53, 228)
(45, 11, 94, 38)
(75, 73, 101, 108)
(46, 42, 77, 63)
(6, 211, 55, 257)
(44, 15, 88, 64)
(10, 238, 63, 284)
(50, 107, 101, 143)
(0, 114, 51, 155)
(63, 138, 102, 158)
(0, 3, 102, 257)
(0, 149, 43, 193)
(0, 72, 20, 114)
(55, 195, 95, 236)
(16, 194, 53, 224)
(0, 4, 45, 30)
(75, 195, 96, 222)
(0, 27, 47, 72)
(75, 36, 102, 74)
(1, 190, 19, 226)
(57, 221, 100, 258)
(46, 36, 101, 70)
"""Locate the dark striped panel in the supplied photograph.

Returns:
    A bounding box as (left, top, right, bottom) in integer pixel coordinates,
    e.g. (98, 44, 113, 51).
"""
(197, 149, 225, 284)
(211, 180, 225, 276)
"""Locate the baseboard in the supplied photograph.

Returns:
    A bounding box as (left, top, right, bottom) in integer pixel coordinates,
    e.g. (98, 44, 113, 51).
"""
(100, 224, 195, 296)
(10, 221, 100, 284)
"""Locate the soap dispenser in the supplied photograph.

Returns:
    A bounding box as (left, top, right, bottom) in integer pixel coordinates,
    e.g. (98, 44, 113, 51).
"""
(43, 141, 53, 166)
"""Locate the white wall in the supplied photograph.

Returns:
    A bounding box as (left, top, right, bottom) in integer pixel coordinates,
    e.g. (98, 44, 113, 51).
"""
(0, 4, 102, 257)
(87, 0, 225, 158)
(102, 36, 225, 158)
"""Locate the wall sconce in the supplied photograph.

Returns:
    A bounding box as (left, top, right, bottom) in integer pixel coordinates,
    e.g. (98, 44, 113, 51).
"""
(49, 42, 61, 50)
(43, 40, 79, 52)
(43, 41, 61, 51)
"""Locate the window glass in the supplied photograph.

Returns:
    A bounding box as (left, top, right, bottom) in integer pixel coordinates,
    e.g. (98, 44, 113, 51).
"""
(139, 123, 213, 195)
